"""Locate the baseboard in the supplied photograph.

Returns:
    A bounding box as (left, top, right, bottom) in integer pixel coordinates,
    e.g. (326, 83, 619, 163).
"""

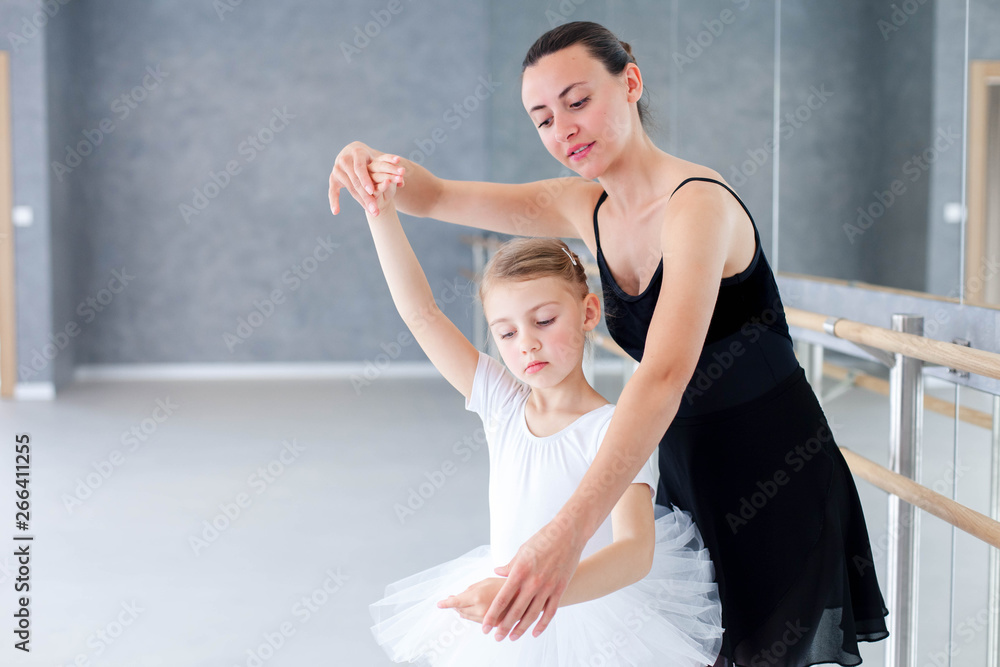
(73, 361, 440, 381)
(13, 382, 56, 401)
(72, 358, 633, 382)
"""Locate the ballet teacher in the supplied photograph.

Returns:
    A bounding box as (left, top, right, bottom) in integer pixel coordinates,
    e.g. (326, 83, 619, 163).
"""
(329, 21, 888, 667)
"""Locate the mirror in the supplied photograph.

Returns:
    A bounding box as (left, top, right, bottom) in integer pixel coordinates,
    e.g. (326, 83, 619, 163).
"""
(963, 0, 1000, 308)
(964, 51, 1000, 306)
(776, 2, 970, 301)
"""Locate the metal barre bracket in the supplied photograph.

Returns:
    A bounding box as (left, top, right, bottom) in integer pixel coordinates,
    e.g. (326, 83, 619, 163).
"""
(949, 338, 971, 378)
(823, 315, 895, 367)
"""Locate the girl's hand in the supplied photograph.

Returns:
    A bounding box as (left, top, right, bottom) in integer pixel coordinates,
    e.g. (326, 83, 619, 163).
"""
(436, 577, 506, 625)
(370, 178, 397, 214)
(328, 142, 406, 216)
(367, 154, 405, 215)
(366, 155, 403, 215)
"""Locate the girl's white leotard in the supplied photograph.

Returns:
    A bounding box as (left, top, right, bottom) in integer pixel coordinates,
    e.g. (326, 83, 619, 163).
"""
(369, 351, 723, 666)
(466, 350, 656, 567)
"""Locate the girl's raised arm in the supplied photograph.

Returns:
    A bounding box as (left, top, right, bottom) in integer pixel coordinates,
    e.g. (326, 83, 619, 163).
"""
(329, 142, 593, 239)
(363, 156, 479, 401)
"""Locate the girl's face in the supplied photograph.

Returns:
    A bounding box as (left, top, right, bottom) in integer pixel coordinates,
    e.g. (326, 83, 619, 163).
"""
(483, 276, 600, 389)
(521, 43, 642, 179)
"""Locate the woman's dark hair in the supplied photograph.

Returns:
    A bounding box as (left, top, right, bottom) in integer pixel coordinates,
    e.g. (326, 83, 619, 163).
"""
(521, 21, 653, 134)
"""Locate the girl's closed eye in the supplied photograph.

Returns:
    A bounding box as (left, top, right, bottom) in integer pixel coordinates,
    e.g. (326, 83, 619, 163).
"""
(499, 318, 554, 339)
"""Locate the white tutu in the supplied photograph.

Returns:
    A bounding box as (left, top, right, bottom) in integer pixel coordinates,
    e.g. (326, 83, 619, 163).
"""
(369, 504, 723, 666)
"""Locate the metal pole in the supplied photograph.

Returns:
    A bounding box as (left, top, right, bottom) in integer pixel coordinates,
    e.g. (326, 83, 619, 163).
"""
(797, 340, 825, 407)
(988, 394, 1000, 667)
(885, 313, 923, 667)
(809, 344, 824, 406)
(795, 339, 807, 377)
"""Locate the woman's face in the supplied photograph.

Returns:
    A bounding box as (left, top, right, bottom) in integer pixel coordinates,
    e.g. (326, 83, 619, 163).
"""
(521, 43, 640, 179)
(483, 275, 599, 389)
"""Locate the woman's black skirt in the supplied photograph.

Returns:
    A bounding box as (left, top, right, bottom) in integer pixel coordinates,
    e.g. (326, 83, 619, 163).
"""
(656, 365, 889, 667)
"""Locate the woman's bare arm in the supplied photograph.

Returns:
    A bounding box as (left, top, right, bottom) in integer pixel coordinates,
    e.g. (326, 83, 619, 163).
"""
(329, 142, 594, 238)
(482, 181, 740, 642)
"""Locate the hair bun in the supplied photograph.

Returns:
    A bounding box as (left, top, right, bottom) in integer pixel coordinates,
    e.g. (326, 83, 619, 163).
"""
(619, 39, 637, 63)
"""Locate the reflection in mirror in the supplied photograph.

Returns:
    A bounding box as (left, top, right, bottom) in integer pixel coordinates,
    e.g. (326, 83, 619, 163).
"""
(964, 1, 1000, 308)
(776, 2, 968, 300)
(966, 60, 1000, 307)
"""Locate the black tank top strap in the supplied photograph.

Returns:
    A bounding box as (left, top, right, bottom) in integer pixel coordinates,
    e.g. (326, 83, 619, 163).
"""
(592, 190, 609, 249)
(593, 177, 759, 271)
(669, 177, 759, 240)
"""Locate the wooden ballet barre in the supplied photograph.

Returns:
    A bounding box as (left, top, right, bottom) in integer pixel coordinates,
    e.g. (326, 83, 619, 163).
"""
(821, 361, 994, 430)
(598, 329, 993, 429)
(841, 447, 1000, 549)
(786, 307, 1000, 381)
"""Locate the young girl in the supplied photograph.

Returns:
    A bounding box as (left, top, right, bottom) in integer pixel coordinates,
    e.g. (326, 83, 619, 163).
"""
(362, 155, 723, 665)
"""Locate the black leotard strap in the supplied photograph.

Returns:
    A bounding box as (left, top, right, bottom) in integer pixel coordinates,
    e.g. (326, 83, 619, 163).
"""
(669, 177, 756, 233)
(594, 177, 756, 252)
(592, 190, 609, 249)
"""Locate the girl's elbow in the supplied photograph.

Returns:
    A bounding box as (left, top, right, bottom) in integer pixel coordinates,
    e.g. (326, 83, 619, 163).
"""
(630, 536, 655, 583)
(640, 541, 655, 580)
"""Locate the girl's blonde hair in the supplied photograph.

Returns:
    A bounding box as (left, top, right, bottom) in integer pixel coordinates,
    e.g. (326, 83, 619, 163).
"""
(477, 237, 595, 351)
(478, 237, 588, 304)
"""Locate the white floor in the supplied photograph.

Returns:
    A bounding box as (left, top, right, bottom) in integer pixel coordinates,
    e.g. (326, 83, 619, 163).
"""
(0, 357, 995, 666)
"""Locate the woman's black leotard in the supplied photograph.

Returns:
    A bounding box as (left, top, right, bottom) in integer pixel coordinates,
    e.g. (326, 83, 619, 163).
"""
(594, 177, 889, 667)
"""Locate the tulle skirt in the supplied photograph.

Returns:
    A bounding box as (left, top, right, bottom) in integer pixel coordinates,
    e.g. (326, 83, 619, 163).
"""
(369, 504, 723, 666)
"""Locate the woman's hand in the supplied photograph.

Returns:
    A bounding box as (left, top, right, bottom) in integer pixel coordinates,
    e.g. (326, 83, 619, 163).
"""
(436, 577, 506, 624)
(481, 516, 585, 641)
(329, 141, 406, 216)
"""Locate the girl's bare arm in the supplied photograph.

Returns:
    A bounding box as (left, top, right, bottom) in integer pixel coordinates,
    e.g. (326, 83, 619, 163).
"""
(557, 482, 655, 608)
(363, 160, 479, 400)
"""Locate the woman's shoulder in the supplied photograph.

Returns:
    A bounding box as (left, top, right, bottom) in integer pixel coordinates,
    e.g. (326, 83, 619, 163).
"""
(664, 157, 731, 195)
(664, 168, 750, 238)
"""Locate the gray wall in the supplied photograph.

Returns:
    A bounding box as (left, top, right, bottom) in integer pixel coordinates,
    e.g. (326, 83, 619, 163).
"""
(5, 1, 999, 392)
(45, 0, 84, 388)
(40, 0, 492, 387)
